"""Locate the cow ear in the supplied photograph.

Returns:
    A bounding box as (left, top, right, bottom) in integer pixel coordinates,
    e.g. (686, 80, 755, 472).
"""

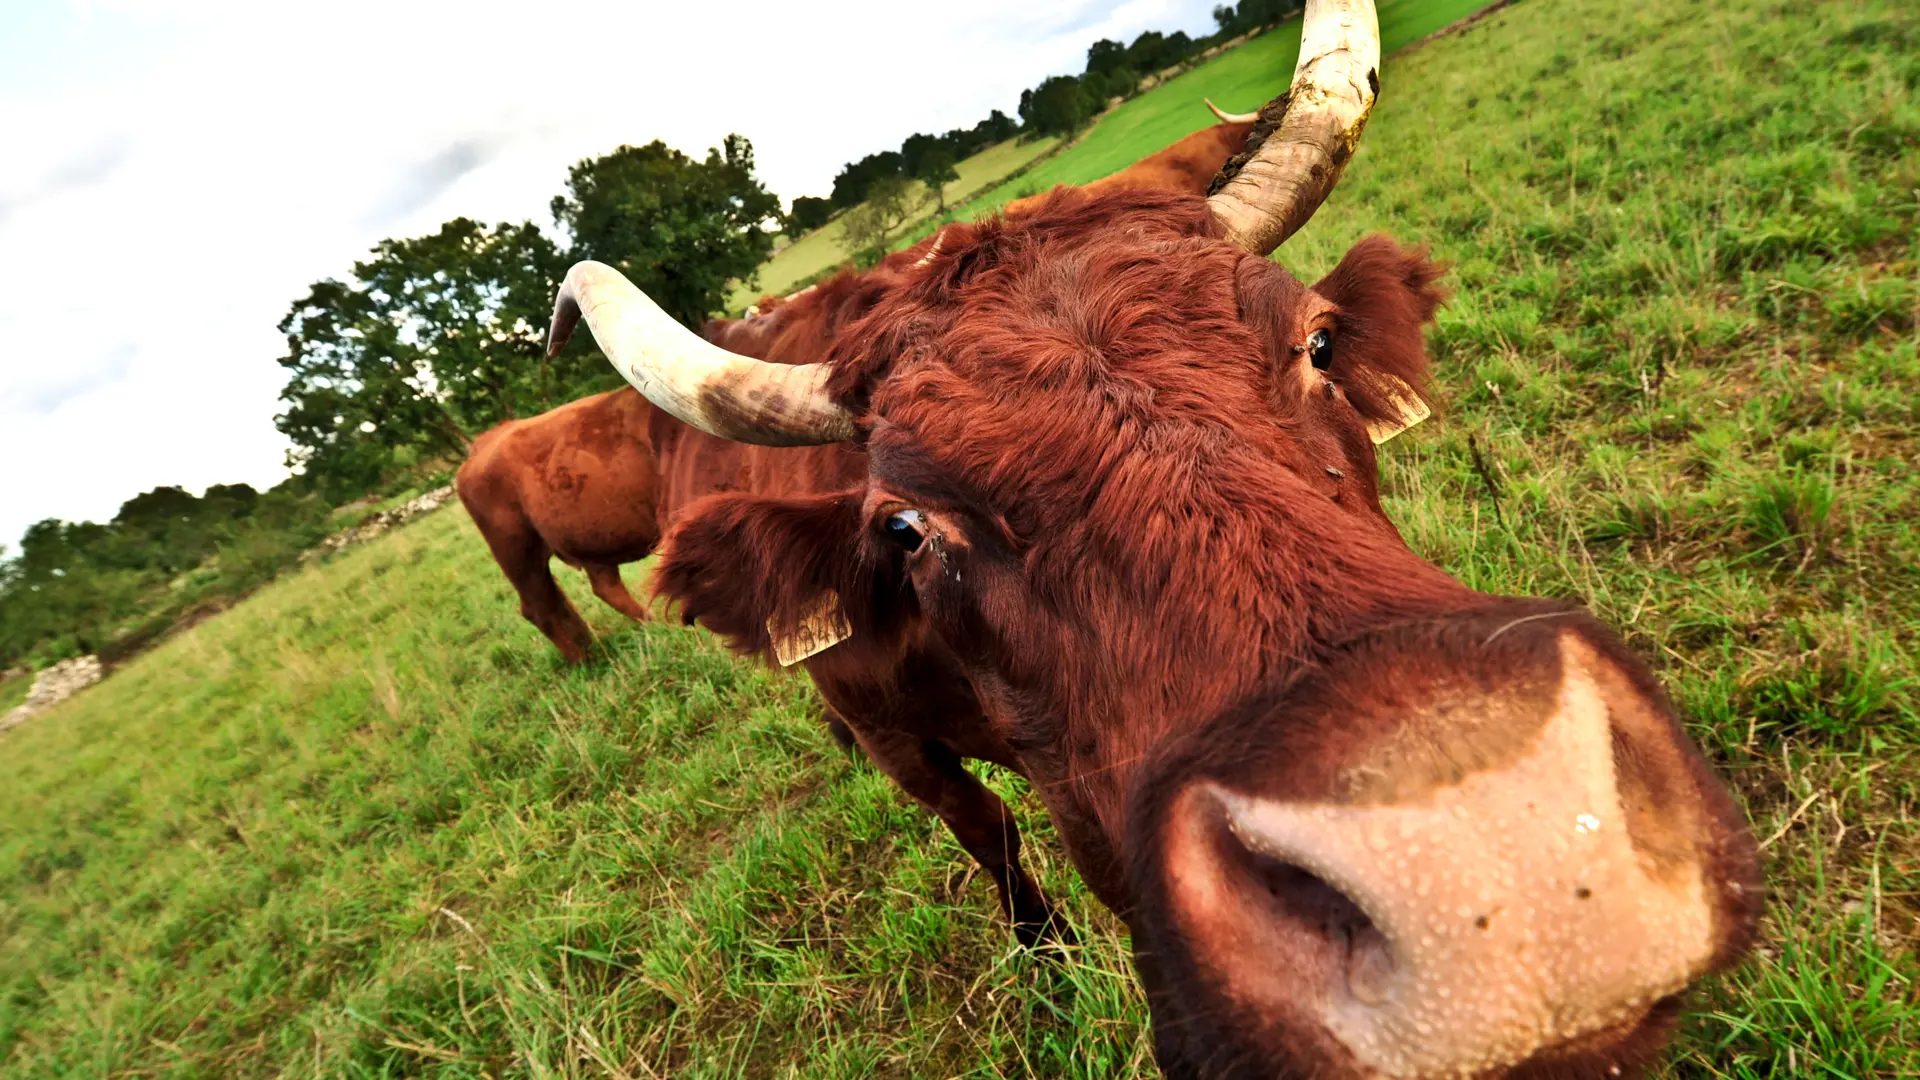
(651, 489, 909, 667)
(1313, 235, 1449, 443)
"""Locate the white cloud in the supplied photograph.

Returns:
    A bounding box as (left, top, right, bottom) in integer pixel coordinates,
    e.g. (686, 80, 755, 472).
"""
(0, 0, 1221, 549)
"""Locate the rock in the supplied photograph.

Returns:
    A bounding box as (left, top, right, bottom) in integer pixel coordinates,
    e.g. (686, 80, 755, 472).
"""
(1, 655, 105, 735)
(302, 485, 456, 563)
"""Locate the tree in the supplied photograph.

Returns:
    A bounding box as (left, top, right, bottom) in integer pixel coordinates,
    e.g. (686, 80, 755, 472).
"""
(838, 175, 917, 263)
(1213, 0, 1294, 36)
(551, 134, 781, 331)
(900, 132, 940, 179)
(1086, 37, 1128, 76)
(1126, 29, 1170, 71)
(787, 195, 834, 236)
(1086, 66, 1139, 103)
(830, 150, 905, 209)
(1021, 75, 1096, 137)
(912, 144, 960, 211)
(274, 218, 592, 497)
(975, 109, 1019, 145)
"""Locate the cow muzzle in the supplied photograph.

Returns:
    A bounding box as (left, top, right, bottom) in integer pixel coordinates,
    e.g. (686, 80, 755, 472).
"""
(1132, 614, 1760, 1079)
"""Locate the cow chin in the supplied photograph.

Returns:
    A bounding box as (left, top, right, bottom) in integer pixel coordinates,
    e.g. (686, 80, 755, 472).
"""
(1123, 608, 1761, 1080)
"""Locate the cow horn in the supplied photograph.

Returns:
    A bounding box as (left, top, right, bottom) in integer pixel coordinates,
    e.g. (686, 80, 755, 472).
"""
(547, 261, 855, 446)
(1204, 98, 1261, 124)
(913, 227, 946, 267)
(1207, 0, 1380, 256)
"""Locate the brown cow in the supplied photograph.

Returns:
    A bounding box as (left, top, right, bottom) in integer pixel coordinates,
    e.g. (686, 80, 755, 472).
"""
(1003, 99, 1260, 218)
(539, 2, 1761, 1075)
(457, 101, 1259, 660)
(453, 246, 924, 663)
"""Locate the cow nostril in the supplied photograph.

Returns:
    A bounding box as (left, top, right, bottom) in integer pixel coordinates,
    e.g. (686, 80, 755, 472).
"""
(1235, 841, 1395, 1005)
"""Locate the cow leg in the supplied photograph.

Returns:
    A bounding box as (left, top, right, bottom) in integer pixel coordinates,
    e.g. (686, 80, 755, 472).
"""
(483, 525, 593, 663)
(820, 704, 858, 750)
(584, 562, 650, 623)
(852, 727, 1066, 946)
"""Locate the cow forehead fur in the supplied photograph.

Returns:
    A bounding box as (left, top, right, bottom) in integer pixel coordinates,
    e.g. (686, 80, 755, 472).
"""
(680, 194, 1460, 694)
(862, 202, 1448, 602)
(768, 189, 1465, 811)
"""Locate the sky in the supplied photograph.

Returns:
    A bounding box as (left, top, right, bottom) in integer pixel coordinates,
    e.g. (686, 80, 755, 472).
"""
(0, 0, 1224, 552)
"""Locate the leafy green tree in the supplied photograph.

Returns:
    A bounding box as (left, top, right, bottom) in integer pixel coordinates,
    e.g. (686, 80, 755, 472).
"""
(1155, 30, 1196, 67)
(1021, 75, 1096, 136)
(1214, 0, 1295, 36)
(0, 479, 334, 669)
(274, 218, 591, 497)
(974, 109, 1018, 145)
(912, 144, 960, 211)
(1086, 37, 1128, 76)
(839, 175, 917, 263)
(830, 150, 905, 209)
(551, 134, 781, 331)
(787, 195, 834, 236)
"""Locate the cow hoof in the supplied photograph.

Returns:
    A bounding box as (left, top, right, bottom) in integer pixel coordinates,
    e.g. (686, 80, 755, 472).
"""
(1014, 908, 1077, 954)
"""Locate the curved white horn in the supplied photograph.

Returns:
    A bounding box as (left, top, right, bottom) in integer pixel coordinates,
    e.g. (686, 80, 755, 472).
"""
(1207, 0, 1381, 255)
(547, 262, 854, 446)
(913, 227, 947, 267)
(1205, 98, 1262, 124)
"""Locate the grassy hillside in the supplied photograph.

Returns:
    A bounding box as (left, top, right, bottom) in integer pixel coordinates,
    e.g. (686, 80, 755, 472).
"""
(735, 0, 1486, 314)
(727, 136, 1059, 312)
(945, 0, 1493, 226)
(4, 0, 1917, 1077)
(0, 672, 30, 716)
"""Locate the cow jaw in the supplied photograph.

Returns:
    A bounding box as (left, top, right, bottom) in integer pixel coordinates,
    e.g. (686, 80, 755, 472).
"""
(1159, 633, 1722, 1078)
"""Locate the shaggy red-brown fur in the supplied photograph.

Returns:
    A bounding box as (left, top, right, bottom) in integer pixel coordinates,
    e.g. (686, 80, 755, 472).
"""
(456, 117, 1261, 664)
(646, 186, 1761, 1078)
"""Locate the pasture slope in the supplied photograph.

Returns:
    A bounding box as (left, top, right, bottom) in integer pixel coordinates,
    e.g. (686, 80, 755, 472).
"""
(3, 0, 1917, 1076)
(736, 0, 1488, 315)
(943, 0, 1491, 227)
(723, 136, 1061, 313)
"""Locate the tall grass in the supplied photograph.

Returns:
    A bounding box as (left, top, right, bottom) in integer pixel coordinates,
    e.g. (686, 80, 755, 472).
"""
(3, 0, 1916, 1075)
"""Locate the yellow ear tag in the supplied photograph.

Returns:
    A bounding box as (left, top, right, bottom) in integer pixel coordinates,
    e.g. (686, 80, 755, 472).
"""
(769, 592, 853, 667)
(1358, 371, 1432, 445)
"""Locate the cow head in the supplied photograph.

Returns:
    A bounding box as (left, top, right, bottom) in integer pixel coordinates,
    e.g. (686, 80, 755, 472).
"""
(544, 3, 1761, 1075)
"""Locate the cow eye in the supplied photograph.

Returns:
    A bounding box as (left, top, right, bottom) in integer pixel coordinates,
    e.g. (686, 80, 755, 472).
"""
(1307, 328, 1333, 371)
(882, 509, 928, 553)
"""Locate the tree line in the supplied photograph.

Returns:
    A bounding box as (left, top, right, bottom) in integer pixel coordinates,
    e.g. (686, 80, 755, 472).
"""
(797, 0, 1303, 231)
(0, 483, 337, 670)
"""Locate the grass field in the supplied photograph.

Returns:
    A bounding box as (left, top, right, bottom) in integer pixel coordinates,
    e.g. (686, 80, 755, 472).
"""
(943, 0, 1493, 227)
(735, 0, 1485, 314)
(726, 136, 1060, 312)
(4, 0, 1918, 1076)
(0, 672, 30, 716)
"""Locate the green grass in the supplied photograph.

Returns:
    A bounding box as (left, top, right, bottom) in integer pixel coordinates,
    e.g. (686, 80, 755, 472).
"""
(0, 672, 30, 716)
(735, 0, 1483, 313)
(4, 0, 1918, 1076)
(941, 0, 1492, 228)
(727, 136, 1060, 312)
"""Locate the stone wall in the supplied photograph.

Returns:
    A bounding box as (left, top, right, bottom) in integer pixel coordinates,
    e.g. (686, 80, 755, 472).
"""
(302, 485, 455, 562)
(1, 655, 105, 735)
